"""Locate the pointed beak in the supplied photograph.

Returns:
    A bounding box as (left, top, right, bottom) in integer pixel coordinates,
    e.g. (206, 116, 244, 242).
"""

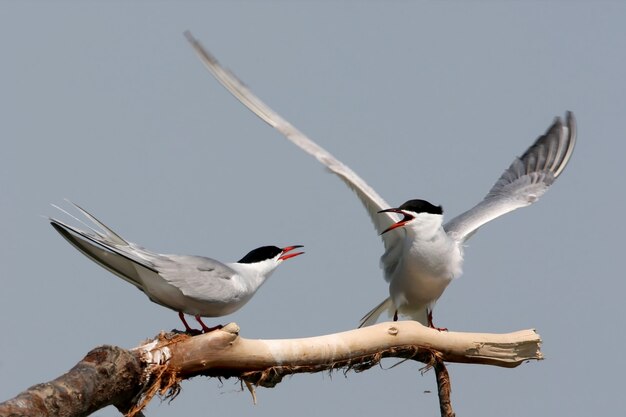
(378, 208, 414, 235)
(279, 245, 305, 261)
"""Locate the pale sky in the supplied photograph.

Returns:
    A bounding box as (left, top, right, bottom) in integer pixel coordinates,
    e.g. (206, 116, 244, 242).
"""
(2, 2, 625, 416)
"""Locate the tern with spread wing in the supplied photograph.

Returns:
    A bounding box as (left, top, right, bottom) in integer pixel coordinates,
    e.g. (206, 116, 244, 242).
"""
(185, 33, 576, 329)
(50, 202, 304, 332)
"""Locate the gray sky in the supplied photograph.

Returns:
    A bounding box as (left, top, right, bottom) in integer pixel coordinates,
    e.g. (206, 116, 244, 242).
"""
(1, 2, 624, 416)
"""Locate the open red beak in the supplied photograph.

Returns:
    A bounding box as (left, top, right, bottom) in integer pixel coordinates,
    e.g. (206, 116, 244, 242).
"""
(378, 208, 414, 235)
(279, 245, 305, 261)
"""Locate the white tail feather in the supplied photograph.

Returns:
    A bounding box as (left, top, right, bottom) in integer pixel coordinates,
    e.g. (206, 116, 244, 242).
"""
(66, 199, 128, 245)
(359, 297, 394, 328)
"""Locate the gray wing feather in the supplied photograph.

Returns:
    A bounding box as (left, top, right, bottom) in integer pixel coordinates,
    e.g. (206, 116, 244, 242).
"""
(185, 32, 404, 277)
(444, 112, 576, 242)
(152, 255, 240, 302)
(51, 203, 244, 314)
(50, 218, 155, 291)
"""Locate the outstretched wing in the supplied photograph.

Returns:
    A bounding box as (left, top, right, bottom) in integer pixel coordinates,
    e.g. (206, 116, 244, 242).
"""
(185, 32, 401, 254)
(444, 112, 576, 243)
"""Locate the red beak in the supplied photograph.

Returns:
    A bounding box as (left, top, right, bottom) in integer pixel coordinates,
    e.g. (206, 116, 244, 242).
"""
(279, 245, 305, 261)
(378, 208, 414, 235)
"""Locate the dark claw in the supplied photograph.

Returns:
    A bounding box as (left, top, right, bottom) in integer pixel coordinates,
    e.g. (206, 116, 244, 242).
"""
(185, 328, 203, 336)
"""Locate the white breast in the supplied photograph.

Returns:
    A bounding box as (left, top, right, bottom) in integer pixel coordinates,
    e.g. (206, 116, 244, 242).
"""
(389, 229, 463, 317)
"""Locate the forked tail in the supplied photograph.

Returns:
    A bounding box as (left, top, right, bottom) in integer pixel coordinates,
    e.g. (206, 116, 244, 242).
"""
(359, 297, 394, 328)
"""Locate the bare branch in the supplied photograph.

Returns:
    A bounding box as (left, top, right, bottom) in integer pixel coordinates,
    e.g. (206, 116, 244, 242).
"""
(0, 322, 542, 417)
(132, 321, 541, 414)
(434, 356, 455, 417)
(0, 345, 143, 417)
(140, 321, 541, 376)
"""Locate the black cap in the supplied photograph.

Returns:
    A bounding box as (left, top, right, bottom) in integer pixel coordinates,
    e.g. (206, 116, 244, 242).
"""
(238, 246, 283, 264)
(398, 199, 443, 215)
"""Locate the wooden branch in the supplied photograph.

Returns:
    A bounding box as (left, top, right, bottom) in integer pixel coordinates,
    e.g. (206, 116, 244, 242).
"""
(434, 356, 455, 417)
(0, 345, 144, 417)
(140, 322, 541, 377)
(0, 322, 542, 417)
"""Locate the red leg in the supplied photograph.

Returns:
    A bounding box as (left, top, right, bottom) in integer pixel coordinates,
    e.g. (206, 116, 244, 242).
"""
(178, 311, 196, 333)
(427, 310, 448, 332)
(195, 315, 223, 333)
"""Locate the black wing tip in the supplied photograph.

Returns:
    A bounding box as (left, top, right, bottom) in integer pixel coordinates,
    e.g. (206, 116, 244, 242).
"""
(554, 110, 577, 178)
(520, 111, 577, 179)
(50, 216, 160, 275)
(553, 110, 576, 137)
(49, 219, 93, 248)
(49, 219, 82, 247)
(183, 30, 199, 47)
(184, 30, 220, 66)
(565, 110, 577, 146)
(50, 218, 70, 234)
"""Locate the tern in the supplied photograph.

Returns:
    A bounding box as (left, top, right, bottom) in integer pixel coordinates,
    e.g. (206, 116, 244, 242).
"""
(50, 202, 304, 333)
(185, 33, 576, 329)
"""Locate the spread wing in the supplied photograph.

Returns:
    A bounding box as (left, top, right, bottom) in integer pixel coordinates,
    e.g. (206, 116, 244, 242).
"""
(444, 112, 576, 243)
(185, 32, 402, 273)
